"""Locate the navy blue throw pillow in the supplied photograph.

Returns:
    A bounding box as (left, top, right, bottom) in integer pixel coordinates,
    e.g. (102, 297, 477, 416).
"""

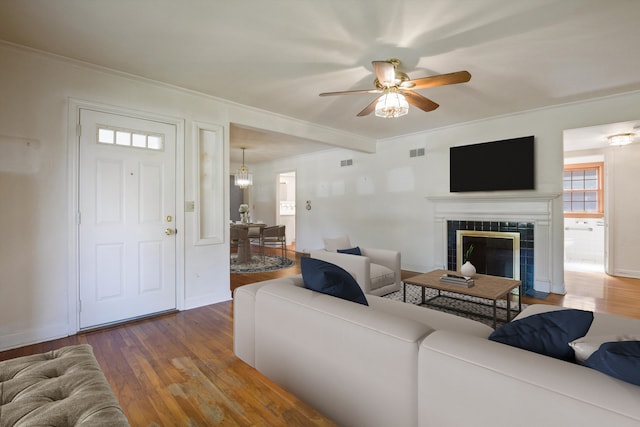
(585, 341, 640, 386)
(337, 246, 362, 256)
(301, 257, 368, 306)
(488, 309, 594, 361)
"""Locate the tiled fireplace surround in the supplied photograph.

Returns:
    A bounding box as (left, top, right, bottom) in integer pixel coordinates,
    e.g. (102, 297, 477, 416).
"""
(428, 193, 560, 296)
(447, 220, 534, 294)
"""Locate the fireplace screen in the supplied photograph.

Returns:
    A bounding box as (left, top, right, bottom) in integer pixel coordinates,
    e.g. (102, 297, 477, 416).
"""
(456, 230, 520, 280)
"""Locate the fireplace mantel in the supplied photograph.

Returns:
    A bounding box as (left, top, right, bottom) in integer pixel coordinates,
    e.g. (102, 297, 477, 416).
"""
(427, 192, 562, 294)
(426, 192, 562, 223)
(426, 192, 561, 202)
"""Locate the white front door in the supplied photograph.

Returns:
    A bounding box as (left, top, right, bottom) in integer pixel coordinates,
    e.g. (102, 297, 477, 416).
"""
(78, 108, 177, 329)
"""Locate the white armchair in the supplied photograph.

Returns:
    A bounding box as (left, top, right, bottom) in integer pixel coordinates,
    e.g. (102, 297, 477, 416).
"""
(310, 236, 401, 296)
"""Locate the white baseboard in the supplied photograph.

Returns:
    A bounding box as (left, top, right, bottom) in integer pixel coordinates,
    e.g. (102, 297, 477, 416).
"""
(0, 322, 69, 353)
(610, 269, 640, 279)
(183, 292, 232, 311)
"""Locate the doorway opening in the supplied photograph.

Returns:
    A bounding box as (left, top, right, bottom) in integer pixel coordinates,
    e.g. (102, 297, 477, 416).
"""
(563, 127, 607, 273)
(278, 171, 296, 251)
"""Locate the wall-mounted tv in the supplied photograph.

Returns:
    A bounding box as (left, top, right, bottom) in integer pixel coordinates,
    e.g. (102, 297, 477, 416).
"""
(450, 136, 535, 192)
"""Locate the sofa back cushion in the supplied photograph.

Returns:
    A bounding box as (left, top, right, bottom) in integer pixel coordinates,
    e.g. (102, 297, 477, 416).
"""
(301, 257, 368, 305)
(323, 236, 351, 252)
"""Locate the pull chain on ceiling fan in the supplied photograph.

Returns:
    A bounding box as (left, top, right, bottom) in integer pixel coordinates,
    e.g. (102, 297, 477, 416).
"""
(319, 58, 471, 118)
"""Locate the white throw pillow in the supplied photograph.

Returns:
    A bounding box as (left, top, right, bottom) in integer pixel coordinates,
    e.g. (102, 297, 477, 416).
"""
(570, 334, 640, 363)
(323, 236, 351, 252)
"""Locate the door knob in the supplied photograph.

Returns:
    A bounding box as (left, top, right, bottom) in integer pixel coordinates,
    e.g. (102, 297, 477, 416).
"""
(165, 228, 176, 235)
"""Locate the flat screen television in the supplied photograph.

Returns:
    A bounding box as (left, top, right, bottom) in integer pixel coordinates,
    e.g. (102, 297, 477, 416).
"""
(449, 136, 535, 192)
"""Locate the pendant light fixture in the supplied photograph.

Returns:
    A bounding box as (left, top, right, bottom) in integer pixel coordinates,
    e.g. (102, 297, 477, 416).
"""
(234, 146, 253, 188)
(374, 87, 409, 118)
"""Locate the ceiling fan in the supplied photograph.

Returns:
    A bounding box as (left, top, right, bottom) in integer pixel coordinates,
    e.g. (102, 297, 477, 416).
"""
(319, 58, 471, 118)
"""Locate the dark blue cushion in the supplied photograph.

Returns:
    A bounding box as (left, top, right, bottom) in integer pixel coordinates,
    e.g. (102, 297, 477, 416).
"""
(301, 257, 368, 306)
(585, 341, 640, 386)
(337, 246, 362, 256)
(488, 309, 594, 361)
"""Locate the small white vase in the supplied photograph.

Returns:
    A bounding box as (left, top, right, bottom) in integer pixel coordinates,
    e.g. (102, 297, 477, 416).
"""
(460, 261, 476, 278)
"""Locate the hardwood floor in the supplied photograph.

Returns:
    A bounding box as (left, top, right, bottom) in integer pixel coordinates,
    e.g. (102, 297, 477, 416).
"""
(524, 269, 640, 319)
(2, 247, 638, 426)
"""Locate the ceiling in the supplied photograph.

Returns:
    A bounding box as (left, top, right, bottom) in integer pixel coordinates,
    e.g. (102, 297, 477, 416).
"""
(2, 0, 640, 162)
(230, 124, 337, 164)
(564, 121, 640, 152)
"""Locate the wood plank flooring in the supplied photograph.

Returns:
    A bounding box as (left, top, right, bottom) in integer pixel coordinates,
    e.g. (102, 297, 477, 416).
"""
(0, 273, 335, 427)
(2, 247, 639, 426)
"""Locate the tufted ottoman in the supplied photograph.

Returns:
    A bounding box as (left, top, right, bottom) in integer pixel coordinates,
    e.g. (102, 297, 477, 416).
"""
(0, 344, 129, 426)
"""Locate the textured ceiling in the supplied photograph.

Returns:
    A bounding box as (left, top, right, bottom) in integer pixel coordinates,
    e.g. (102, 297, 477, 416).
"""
(2, 0, 640, 162)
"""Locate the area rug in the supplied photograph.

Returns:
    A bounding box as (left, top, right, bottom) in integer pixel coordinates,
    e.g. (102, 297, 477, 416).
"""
(230, 254, 295, 274)
(384, 283, 527, 328)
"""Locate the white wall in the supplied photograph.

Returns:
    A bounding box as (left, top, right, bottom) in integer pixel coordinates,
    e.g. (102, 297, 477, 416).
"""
(2, 41, 640, 350)
(0, 43, 369, 351)
(254, 91, 640, 294)
(607, 142, 640, 277)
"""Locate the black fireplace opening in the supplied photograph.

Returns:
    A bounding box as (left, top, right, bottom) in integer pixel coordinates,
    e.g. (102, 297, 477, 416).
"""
(448, 220, 534, 295)
(462, 236, 514, 279)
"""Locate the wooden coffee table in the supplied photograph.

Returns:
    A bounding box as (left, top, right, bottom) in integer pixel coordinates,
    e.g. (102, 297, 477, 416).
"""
(403, 269, 522, 328)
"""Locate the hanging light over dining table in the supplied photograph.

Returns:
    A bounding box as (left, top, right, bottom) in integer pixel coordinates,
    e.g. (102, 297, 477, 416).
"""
(234, 146, 253, 188)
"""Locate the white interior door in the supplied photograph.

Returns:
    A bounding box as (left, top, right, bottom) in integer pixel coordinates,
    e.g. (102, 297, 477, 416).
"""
(78, 108, 177, 329)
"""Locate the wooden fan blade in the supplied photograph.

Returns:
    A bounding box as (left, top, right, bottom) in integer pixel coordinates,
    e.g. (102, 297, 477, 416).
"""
(372, 61, 396, 86)
(319, 89, 381, 96)
(357, 96, 382, 117)
(401, 90, 439, 112)
(408, 70, 471, 90)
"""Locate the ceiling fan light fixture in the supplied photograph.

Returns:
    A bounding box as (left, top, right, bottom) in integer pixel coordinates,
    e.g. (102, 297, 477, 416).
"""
(234, 147, 253, 188)
(375, 90, 409, 118)
(608, 133, 635, 146)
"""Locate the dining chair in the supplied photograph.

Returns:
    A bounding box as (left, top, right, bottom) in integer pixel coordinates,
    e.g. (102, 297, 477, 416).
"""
(262, 225, 286, 258)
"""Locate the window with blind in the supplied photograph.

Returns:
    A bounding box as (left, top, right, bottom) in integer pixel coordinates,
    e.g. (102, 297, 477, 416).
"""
(563, 162, 604, 218)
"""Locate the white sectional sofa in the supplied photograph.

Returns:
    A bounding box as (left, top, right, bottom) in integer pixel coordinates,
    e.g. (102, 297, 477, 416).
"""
(233, 275, 640, 427)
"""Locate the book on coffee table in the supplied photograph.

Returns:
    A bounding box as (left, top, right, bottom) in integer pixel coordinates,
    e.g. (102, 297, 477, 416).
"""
(439, 274, 475, 287)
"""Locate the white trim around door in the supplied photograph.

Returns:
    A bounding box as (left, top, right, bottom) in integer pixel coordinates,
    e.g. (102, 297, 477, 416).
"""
(67, 99, 185, 334)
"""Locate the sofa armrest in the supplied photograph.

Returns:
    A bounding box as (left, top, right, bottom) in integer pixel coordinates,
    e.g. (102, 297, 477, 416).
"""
(418, 330, 640, 426)
(310, 249, 372, 292)
(233, 275, 304, 366)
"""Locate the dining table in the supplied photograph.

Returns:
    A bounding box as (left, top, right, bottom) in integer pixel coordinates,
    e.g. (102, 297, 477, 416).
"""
(231, 222, 266, 264)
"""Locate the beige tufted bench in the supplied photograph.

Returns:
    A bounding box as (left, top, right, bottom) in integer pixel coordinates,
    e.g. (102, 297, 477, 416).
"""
(0, 344, 129, 426)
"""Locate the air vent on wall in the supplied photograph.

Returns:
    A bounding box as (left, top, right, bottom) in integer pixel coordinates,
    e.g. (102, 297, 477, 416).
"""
(340, 159, 353, 167)
(409, 148, 425, 158)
